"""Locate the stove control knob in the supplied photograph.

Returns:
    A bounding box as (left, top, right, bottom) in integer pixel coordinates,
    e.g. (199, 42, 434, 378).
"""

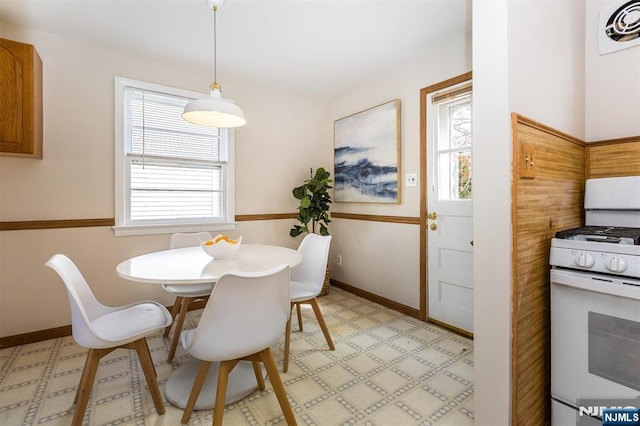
(605, 256, 627, 273)
(575, 252, 595, 268)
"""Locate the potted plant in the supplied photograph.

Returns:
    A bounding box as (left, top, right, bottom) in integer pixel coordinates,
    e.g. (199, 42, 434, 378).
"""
(290, 167, 332, 237)
(290, 167, 333, 295)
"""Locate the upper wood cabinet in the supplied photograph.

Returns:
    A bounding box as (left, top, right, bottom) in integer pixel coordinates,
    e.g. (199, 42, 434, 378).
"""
(0, 38, 43, 159)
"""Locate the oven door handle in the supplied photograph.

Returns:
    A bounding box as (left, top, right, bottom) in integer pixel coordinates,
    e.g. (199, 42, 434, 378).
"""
(551, 269, 640, 301)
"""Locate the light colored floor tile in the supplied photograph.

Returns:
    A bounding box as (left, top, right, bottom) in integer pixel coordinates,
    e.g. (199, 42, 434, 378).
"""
(425, 373, 469, 398)
(447, 359, 475, 382)
(341, 383, 386, 410)
(305, 398, 354, 425)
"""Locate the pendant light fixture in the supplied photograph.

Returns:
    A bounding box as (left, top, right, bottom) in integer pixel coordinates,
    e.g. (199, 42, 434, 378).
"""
(183, 0, 246, 128)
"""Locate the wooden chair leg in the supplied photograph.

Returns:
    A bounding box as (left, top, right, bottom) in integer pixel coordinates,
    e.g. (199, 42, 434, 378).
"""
(167, 297, 191, 362)
(181, 361, 212, 424)
(296, 303, 303, 332)
(212, 360, 239, 426)
(74, 354, 92, 404)
(132, 338, 165, 414)
(283, 311, 293, 373)
(309, 298, 335, 350)
(164, 296, 183, 337)
(258, 348, 297, 425)
(252, 360, 265, 390)
(72, 348, 109, 426)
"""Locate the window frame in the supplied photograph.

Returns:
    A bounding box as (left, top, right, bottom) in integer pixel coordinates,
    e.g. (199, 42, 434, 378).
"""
(431, 85, 472, 202)
(113, 76, 236, 236)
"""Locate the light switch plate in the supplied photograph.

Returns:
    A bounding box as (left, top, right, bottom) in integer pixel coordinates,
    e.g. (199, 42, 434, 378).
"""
(520, 143, 536, 179)
(406, 173, 417, 187)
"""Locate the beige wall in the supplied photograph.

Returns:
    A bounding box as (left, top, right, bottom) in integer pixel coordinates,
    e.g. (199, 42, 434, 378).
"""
(326, 32, 472, 309)
(508, 0, 586, 140)
(585, 0, 640, 141)
(0, 22, 330, 337)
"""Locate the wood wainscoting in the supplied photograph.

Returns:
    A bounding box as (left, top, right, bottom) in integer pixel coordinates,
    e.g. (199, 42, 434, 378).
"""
(587, 135, 640, 178)
(511, 114, 586, 426)
(511, 119, 640, 425)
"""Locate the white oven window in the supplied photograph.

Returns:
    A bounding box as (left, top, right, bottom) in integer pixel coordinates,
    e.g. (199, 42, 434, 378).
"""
(588, 311, 640, 392)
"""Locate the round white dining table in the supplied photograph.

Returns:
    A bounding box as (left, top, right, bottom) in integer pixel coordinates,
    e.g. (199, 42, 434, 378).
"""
(116, 244, 302, 411)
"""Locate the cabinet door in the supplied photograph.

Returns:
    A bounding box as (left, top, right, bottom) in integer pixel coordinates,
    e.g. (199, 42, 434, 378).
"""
(0, 38, 43, 158)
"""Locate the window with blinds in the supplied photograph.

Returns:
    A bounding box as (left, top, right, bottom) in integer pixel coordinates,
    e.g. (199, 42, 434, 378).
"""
(114, 77, 235, 235)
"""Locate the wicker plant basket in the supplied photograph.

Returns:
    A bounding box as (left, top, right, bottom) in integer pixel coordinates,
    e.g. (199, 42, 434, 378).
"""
(319, 265, 331, 296)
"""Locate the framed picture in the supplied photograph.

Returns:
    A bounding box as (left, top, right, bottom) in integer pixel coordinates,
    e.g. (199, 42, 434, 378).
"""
(334, 99, 401, 203)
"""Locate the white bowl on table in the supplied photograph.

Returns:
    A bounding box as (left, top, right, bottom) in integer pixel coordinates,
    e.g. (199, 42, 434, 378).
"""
(200, 235, 242, 260)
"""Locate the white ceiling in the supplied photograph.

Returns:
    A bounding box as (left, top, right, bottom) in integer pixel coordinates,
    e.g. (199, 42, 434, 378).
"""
(0, 0, 471, 99)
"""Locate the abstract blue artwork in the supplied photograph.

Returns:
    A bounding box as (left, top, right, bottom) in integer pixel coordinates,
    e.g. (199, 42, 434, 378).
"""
(334, 100, 400, 203)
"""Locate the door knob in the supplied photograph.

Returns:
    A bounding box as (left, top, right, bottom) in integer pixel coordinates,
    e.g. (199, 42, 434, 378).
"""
(430, 223, 438, 231)
(427, 212, 438, 220)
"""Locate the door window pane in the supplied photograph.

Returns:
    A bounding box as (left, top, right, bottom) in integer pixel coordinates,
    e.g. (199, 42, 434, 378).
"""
(438, 150, 472, 200)
(435, 94, 472, 200)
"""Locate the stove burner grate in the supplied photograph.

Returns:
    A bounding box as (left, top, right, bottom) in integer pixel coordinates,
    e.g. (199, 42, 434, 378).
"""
(555, 226, 640, 245)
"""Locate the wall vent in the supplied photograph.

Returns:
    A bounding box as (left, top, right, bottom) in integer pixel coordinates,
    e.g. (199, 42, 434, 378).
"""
(598, 0, 640, 54)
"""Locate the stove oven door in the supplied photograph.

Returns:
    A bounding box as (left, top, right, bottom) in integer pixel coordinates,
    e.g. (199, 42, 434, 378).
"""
(550, 269, 640, 421)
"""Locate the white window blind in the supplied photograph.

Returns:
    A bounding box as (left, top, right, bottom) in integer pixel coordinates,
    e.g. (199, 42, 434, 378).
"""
(114, 77, 235, 235)
(127, 89, 221, 161)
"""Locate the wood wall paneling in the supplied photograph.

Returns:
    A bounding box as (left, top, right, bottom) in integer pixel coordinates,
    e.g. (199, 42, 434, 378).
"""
(586, 137, 640, 178)
(511, 113, 585, 426)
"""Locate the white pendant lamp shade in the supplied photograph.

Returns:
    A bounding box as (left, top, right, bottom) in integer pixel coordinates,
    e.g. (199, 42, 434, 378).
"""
(183, 0, 246, 128)
(183, 86, 246, 128)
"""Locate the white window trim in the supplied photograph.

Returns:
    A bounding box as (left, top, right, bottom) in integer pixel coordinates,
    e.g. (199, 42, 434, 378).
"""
(427, 80, 472, 202)
(113, 76, 236, 236)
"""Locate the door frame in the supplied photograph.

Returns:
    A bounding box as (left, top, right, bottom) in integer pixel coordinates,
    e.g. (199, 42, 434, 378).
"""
(419, 71, 473, 322)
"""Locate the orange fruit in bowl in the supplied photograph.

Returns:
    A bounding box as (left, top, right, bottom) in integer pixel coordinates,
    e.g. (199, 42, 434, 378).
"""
(213, 235, 238, 244)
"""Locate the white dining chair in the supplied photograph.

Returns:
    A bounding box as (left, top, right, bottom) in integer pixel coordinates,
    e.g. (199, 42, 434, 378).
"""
(163, 231, 214, 362)
(283, 233, 334, 373)
(45, 254, 172, 426)
(179, 264, 297, 425)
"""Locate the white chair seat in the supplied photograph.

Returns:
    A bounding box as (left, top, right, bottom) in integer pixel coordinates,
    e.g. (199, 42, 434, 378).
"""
(162, 283, 213, 298)
(289, 280, 316, 302)
(92, 302, 172, 344)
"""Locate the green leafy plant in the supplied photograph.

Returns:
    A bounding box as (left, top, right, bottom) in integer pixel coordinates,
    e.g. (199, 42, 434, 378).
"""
(290, 167, 333, 237)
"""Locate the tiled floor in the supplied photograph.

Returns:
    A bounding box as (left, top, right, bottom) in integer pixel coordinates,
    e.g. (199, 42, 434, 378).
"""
(0, 287, 474, 425)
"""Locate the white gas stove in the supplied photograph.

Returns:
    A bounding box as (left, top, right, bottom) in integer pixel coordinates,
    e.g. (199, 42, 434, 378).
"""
(550, 176, 640, 279)
(549, 176, 640, 426)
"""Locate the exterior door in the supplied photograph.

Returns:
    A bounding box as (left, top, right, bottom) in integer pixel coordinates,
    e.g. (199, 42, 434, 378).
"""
(426, 85, 473, 333)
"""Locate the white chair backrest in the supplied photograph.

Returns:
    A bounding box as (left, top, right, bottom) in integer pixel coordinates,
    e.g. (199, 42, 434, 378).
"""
(290, 234, 332, 293)
(184, 264, 290, 361)
(45, 254, 109, 348)
(170, 231, 213, 249)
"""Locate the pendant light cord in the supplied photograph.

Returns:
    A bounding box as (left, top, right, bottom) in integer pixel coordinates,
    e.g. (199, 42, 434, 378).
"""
(213, 6, 218, 86)
(142, 91, 146, 169)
